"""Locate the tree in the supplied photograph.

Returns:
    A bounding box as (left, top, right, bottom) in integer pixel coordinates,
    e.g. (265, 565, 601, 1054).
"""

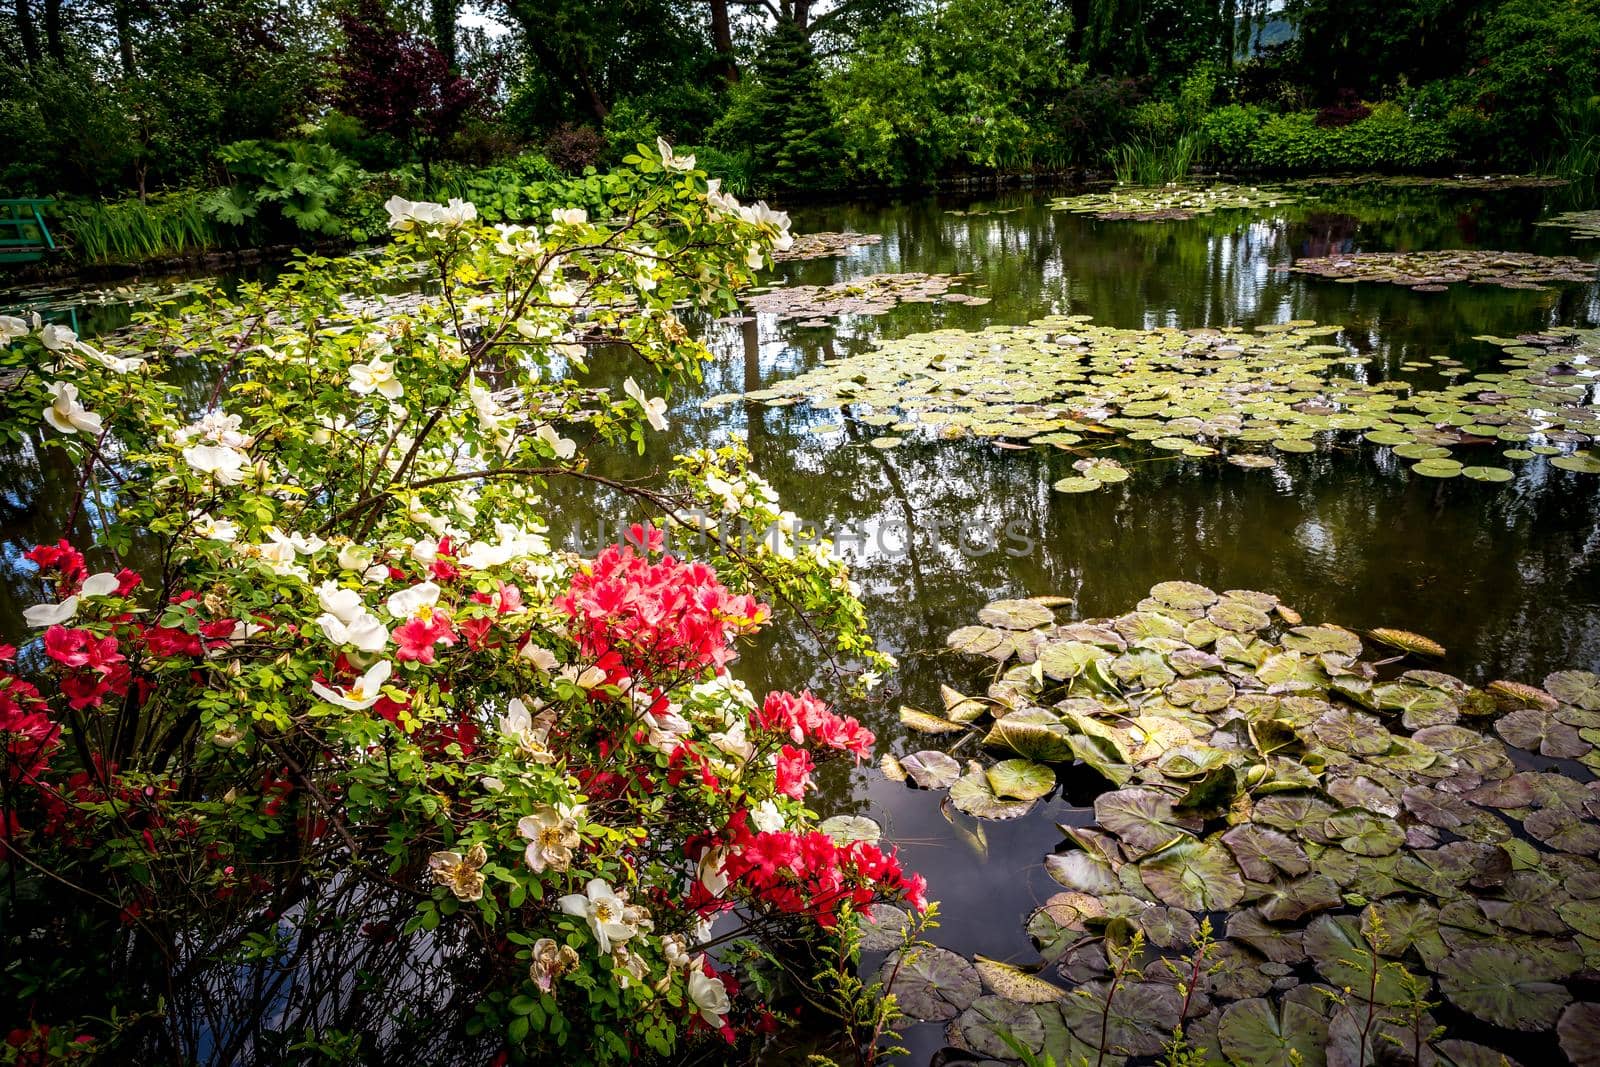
(333, 1, 485, 186)
(718, 20, 842, 189)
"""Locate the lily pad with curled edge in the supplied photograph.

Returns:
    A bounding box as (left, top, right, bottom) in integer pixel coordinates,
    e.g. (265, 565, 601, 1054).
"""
(820, 815, 881, 845)
(987, 758, 1057, 800)
(1488, 679, 1559, 711)
(1463, 465, 1514, 482)
(1369, 627, 1446, 657)
(879, 753, 906, 781)
(899, 706, 964, 735)
(974, 956, 1068, 1003)
(951, 994, 1046, 1058)
(1437, 946, 1573, 1030)
(947, 625, 1004, 656)
(1218, 996, 1330, 1067)
(1057, 980, 1182, 1058)
(1552, 453, 1600, 474)
(1052, 475, 1101, 493)
(878, 946, 981, 1022)
(1046, 850, 1119, 895)
(951, 764, 1037, 820)
(1559, 1002, 1600, 1067)
(979, 598, 1055, 631)
(899, 749, 962, 789)
(1495, 708, 1591, 759)
(1138, 837, 1245, 910)
(1547, 670, 1600, 710)
(984, 708, 1078, 763)
(858, 903, 912, 950)
(1150, 581, 1219, 611)
(1222, 824, 1311, 881)
(1095, 787, 1202, 852)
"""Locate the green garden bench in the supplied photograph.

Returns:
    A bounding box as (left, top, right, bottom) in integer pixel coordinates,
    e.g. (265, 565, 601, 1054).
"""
(0, 199, 56, 264)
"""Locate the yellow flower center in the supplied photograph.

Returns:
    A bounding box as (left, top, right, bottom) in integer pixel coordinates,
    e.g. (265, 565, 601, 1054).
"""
(538, 827, 565, 848)
(593, 903, 613, 923)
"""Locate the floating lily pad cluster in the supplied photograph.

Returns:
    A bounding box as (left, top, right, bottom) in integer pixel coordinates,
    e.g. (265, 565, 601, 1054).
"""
(724, 316, 1600, 484)
(874, 583, 1600, 1066)
(772, 231, 884, 262)
(1049, 185, 1297, 221)
(1539, 211, 1600, 241)
(740, 272, 981, 324)
(1288, 250, 1598, 291)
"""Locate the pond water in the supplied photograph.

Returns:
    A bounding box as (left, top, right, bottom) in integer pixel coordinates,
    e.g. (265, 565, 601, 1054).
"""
(5, 181, 1600, 1062)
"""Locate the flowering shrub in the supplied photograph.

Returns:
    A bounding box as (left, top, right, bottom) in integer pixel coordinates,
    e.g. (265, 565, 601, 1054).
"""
(0, 144, 912, 1063)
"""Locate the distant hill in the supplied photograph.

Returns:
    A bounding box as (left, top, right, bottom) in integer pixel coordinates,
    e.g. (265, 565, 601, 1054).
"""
(1236, 14, 1294, 56)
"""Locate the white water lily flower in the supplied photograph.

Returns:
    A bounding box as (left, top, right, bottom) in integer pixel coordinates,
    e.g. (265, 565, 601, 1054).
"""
(623, 377, 669, 432)
(310, 659, 391, 711)
(23, 595, 78, 628)
(535, 423, 576, 459)
(43, 382, 103, 435)
(386, 581, 441, 620)
(317, 610, 389, 652)
(657, 136, 695, 172)
(686, 962, 731, 1028)
(349, 357, 403, 400)
(518, 805, 580, 873)
(79, 572, 120, 598)
(557, 878, 638, 953)
(551, 207, 587, 227)
(182, 443, 248, 484)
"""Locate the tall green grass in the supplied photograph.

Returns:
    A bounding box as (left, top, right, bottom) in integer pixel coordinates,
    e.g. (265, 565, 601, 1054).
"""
(1107, 132, 1204, 185)
(1542, 117, 1600, 201)
(53, 193, 224, 266)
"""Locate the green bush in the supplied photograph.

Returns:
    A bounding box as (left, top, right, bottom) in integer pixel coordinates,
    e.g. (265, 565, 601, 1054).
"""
(1200, 104, 1266, 167)
(1246, 102, 1454, 172)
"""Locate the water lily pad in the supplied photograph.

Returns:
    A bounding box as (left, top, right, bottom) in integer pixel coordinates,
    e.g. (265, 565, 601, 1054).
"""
(951, 765, 1036, 820)
(1056, 980, 1181, 1056)
(948, 625, 1005, 656)
(1437, 946, 1573, 1029)
(1138, 837, 1245, 909)
(952, 994, 1045, 1058)
(1222, 824, 1310, 881)
(820, 815, 881, 845)
(1558, 1002, 1600, 1067)
(1218, 996, 1329, 1067)
(1462, 465, 1514, 482)
(900, 706, 964, 734)
(979, 598, 1056, 630)
(1547, 671, 1600, 710)
(858, 903, 912, 950)
(1096, 788, 1201, 852)
(1495, 708, 1590, 758)
(1368, 627, 1446, 657)
(987, 759, 1056, 800)
(1552, 453, 1600, 474)
(974, 956, 1067, 1003)
(1052, 475, 1101, 493)
(1046, 850, 1119, 895)
(880, 946, 981, 1022)
(900, 749, 962, 789)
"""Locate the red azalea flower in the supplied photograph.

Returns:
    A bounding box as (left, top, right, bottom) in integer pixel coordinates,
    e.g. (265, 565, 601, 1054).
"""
(775, 744, 813, 799)
(393, 614, 457, 663)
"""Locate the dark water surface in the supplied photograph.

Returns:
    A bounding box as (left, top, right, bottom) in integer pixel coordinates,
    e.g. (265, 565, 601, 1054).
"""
(5, 182, 1600, 1061)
